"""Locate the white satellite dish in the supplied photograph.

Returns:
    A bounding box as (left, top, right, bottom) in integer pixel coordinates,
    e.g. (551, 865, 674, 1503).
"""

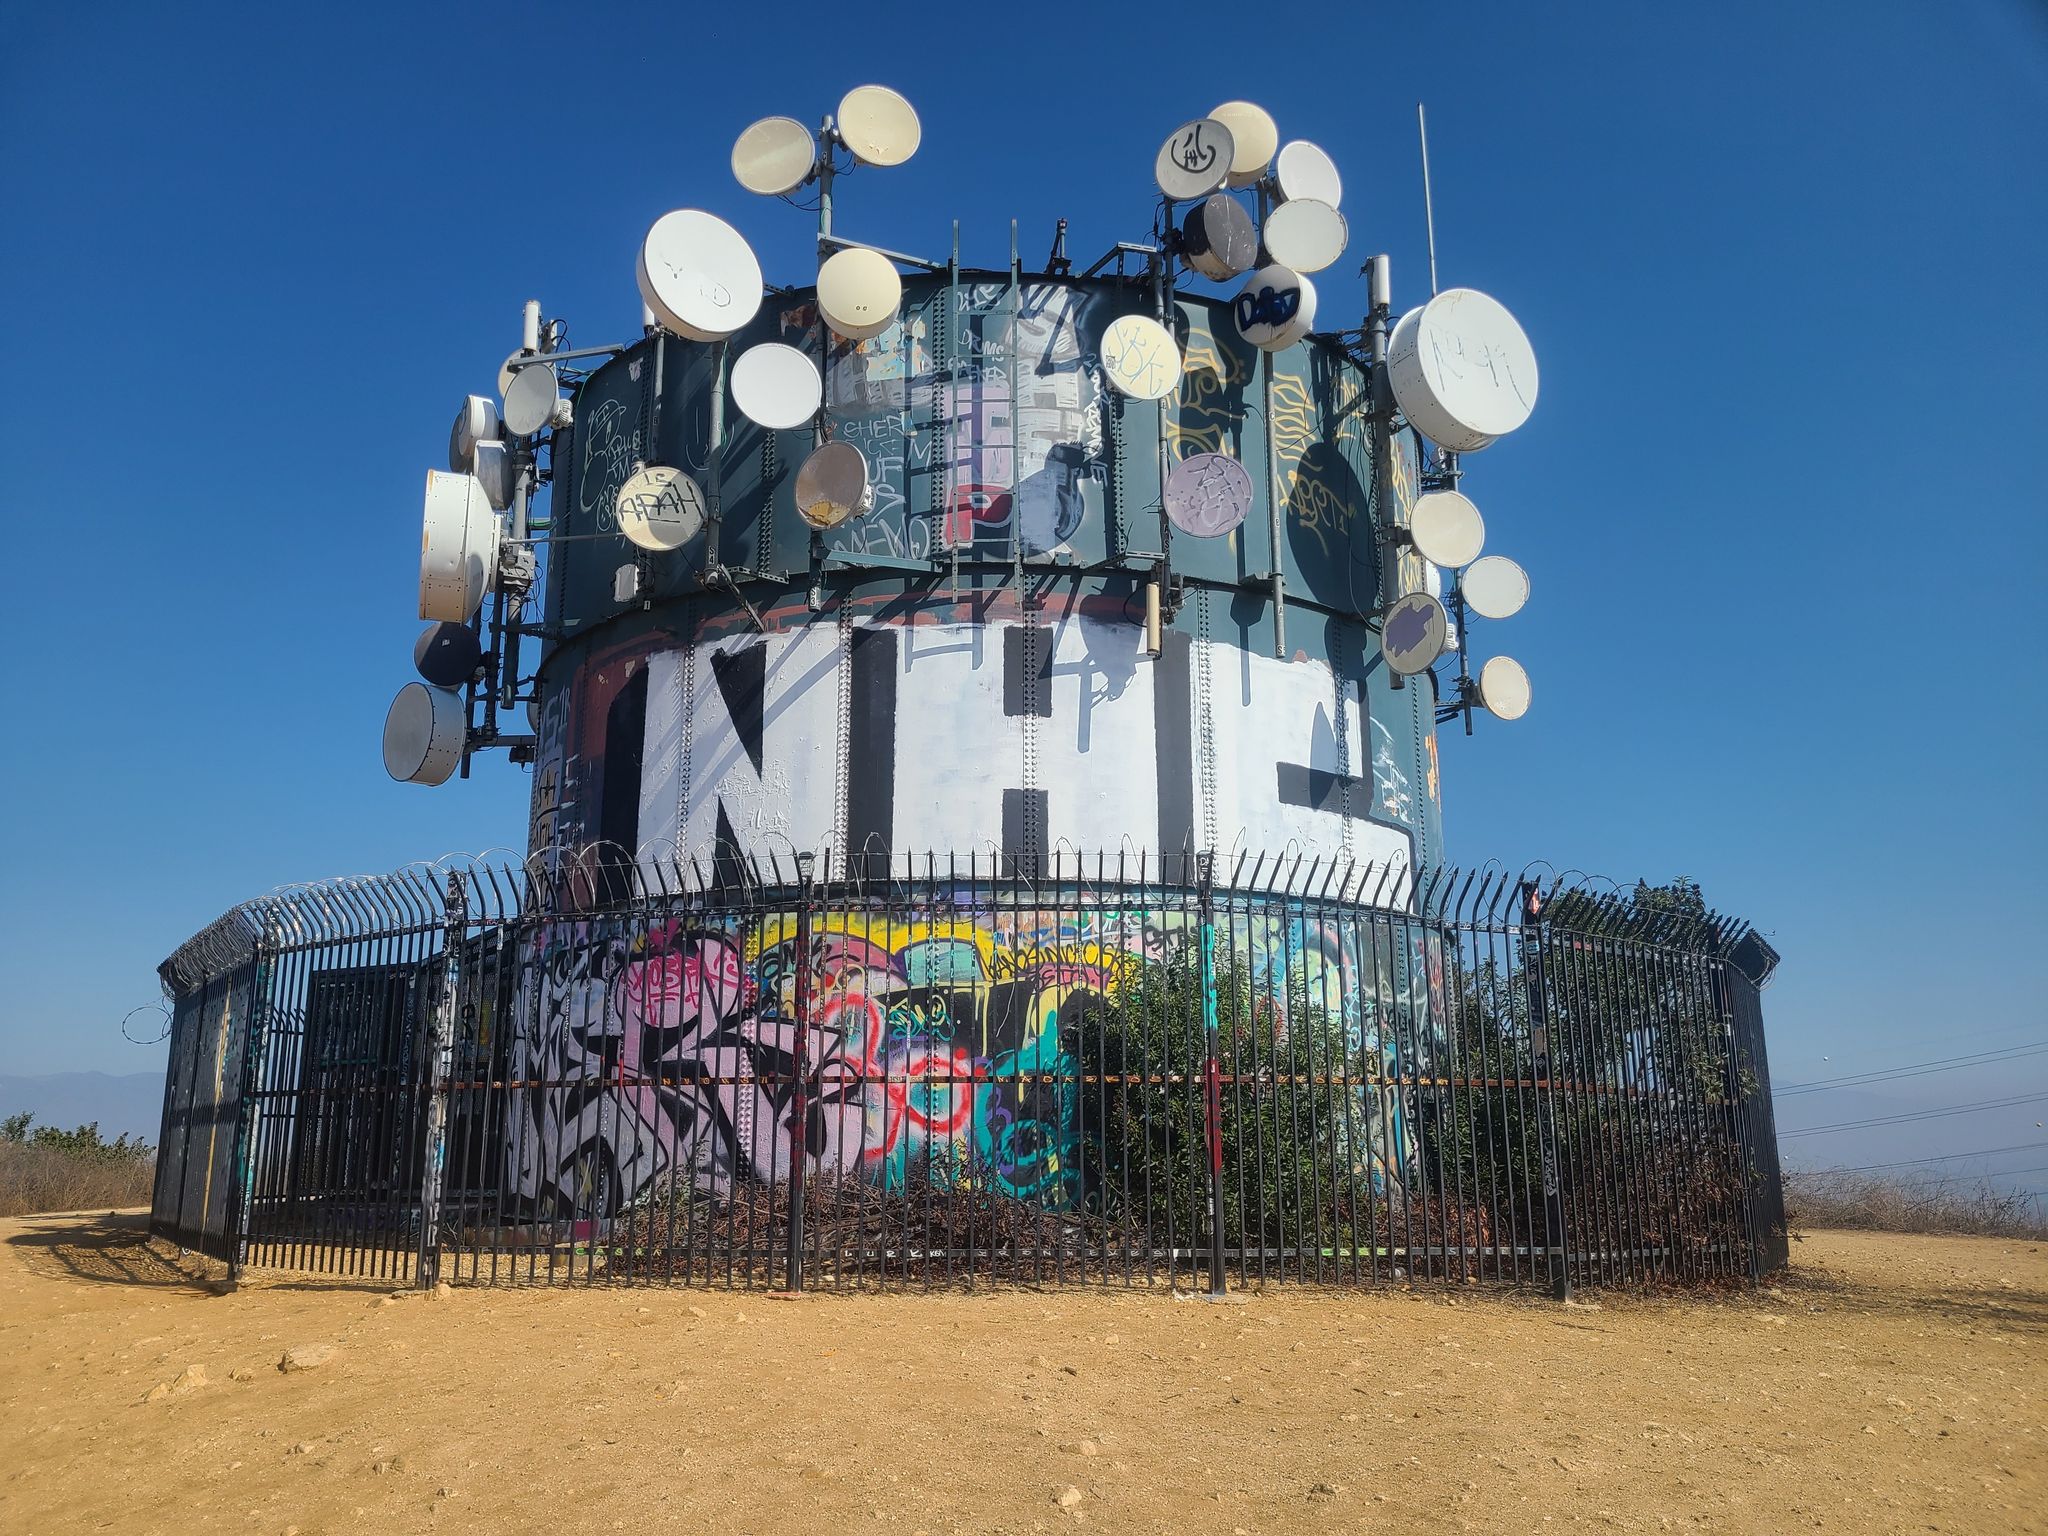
(1479, 655, 1532, 720)
(1208, 101, 1277, 189)
(1260, 198, 1347, 274)
(448, 395, 499, 473)
(502, 361, 558, 438)
(615, 464, 708, 552)
(1460, 555, 1529, 620)
(795, 441, 871, 529)
(1381, 590, 1448, 677)
(383, 682, 466, 786)
(733, 115, 817, 196)
(817, 247, 901, 340)
(472, 439, 517, 511)
(418, 470, 500, 622)
(1100, 314, 1183, 400)
(638, 209, 764, 342)
(730, 342, 823, 430)
(1181, 194, 1258, 281)
(1273, 140, 1342, 207)
(1234, 264, 1316, 351)
(1156, 118, 1235, 201)
(498, 351, 527, 397)
(836, 85, 921, 167)
(1387, 288, 1540, 451)
(1409, 490, 1486, 569)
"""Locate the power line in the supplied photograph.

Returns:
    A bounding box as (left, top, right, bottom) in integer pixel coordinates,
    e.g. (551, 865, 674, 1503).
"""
(1774, 1041, 2048, 1096)
(1778, 1091, 2048, 1138)
(1796, 1139, 2048, 1173)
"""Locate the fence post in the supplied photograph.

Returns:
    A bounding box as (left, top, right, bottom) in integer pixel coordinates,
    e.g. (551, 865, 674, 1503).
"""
(1519, 881, 1571, 1302)
(416, 874, 466, 1290)
(1198, 852, 1227, 1296)
(787, 851, 816, 1293)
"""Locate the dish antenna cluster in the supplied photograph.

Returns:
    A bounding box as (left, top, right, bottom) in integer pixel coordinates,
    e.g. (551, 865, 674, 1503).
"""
(384, 83, 1549, 790)
(384, 301, 559, 783)
(1141, 99, 1539, 724)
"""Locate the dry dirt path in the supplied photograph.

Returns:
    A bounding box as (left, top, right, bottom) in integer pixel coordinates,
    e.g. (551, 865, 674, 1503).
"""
(1, 1213, 2041, 1534)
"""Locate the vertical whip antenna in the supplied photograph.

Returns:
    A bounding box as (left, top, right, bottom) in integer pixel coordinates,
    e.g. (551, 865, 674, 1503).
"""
(1418, 103, 1439, 297)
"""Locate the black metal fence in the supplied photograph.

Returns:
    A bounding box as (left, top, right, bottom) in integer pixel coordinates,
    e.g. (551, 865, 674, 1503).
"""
(149, 852, 1787, 1294)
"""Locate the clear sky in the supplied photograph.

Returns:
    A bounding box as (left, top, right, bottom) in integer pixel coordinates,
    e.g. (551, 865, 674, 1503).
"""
(1, 2, 2042, 1186)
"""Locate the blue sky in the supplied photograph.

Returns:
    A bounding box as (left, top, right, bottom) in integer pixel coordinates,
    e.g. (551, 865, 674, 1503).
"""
(1, 2, 2043, 1186)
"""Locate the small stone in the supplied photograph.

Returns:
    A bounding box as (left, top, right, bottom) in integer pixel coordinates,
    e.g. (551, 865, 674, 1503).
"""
(1309, 1481, 1343, 1497)
(687, 1306, 707, 1318)
(1062, 1365, 1080, 1377)
(230, 1367, 257, 1382)
(289, 1442, 316, 1456)
(142, 1383, 172, 1403)
(278, 1345, 334, 1373)
(432, 1282, 454, 1301)
(1055, 1485, 1085, 1509)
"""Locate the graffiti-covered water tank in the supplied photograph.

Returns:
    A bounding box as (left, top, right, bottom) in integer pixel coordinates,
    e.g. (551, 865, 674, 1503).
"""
(525, 270, 1441, 883)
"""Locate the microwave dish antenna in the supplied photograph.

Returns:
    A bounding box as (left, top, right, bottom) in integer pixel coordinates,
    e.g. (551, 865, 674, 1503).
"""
(413, 621, 483, 688)
(730, 342, 824, 430)
(1155, 118, 1235, 201)
(638, 209, 764, 342)
(1208, 101, 1277, 189)
(383, 682, 466, 786)
(795, 440, 872, 529)
(836, 85, 921, 168)
(817, 246, 901, 340)
(1272, 140, 1342, 207)
(471, 439, 517, 512)
(1460, 554, 1530, 620)
(500, 361, 558, 438)
(1387, 288, 1539, 451)
(1234, 264, 1316, 350)
(448, 395, 499, 473)
(1260, 197, 1348, 274)
(1381, 590, 1449, 677)
(1163, 452, 1254, 538)
(418, 470, 499, 622)
(615, 464, 708, 553)
(733, 115, 818, 196)
(1478, 655, 1532, 720)
(1181, 193, 1258, 282)
(1100, 314, 1184, 400)
(1408, 489, 1486, 569)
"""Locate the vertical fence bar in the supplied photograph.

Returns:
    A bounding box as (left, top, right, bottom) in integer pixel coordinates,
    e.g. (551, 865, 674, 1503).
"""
(1197, 852, 1226, 1296)
(787, 853, 815, 1292)
(1520, 881, 1570, 1302)
(416, 876, 466, 1289)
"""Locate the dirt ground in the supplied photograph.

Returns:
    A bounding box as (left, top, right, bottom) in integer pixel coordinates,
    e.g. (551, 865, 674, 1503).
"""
(0, 1213, 2041, 1535)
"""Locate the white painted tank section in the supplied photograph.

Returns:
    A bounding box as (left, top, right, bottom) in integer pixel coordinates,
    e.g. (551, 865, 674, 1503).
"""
(624, 617, 1416, 880)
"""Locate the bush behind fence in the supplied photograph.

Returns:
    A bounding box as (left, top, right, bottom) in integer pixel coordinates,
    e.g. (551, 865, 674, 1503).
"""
(149, 851, 1788, 1292)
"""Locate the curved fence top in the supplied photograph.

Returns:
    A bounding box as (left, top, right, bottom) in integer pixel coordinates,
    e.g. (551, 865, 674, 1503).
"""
(157, 846, 1759, 996)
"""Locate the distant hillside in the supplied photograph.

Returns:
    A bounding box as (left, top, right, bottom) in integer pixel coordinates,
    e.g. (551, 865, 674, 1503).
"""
(0, 1072, 165, 1144)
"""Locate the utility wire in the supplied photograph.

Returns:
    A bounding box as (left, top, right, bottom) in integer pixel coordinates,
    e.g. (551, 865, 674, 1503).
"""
(1798, 1139, 2048, 1173)
(1778, 1091, 2048, 1137)
(1774, 1041, 2048, 1096)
